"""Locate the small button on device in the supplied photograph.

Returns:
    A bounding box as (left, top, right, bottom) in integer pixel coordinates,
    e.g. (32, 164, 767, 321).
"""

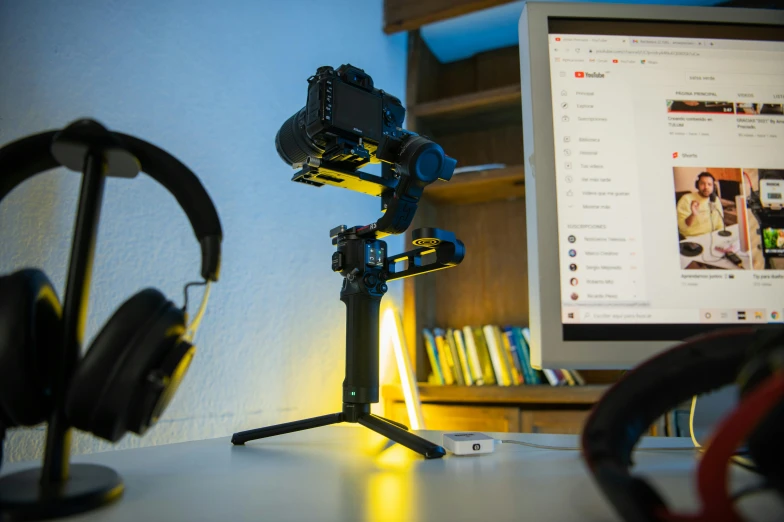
(363, 274, 378, 287)
(473, 444, 481, 451)
(332, 252, 343, 272)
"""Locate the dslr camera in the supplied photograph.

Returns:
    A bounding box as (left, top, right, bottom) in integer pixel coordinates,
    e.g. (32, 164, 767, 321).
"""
(276, 65, 456, 224)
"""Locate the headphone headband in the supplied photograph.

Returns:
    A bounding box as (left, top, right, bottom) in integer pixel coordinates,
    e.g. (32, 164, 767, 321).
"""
(581, 327, 758, 521)
(0, 127, 221, 281)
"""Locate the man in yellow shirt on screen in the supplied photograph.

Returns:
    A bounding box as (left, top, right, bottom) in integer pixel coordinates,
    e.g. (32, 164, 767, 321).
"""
(677, 172, 725, 237)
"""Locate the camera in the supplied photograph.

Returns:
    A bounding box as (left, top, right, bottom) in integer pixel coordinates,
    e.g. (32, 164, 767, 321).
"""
(275, 64, 457, 236)
(276, 64, 407, 183)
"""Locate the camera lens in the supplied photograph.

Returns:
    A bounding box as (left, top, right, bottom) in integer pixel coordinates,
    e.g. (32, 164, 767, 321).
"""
(275, 108, 324, 166)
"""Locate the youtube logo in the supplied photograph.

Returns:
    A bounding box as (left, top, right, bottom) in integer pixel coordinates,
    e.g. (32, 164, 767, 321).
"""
(574, 71, 605, 79)
(673, 152, 678, 159)
(612, 59, 618, 63)
(555, 37, 561, 41)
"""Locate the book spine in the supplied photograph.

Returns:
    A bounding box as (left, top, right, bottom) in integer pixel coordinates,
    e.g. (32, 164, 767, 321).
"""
(462, 327, 485, 385)
(513, 327, 540, 385)
(423, 329, 444, 385)
(571, 369, 586, 386)
(483, 325, 510, 386)
(453, 329, 473, 386)
(542, 369, 560, 386)
(434, 328, 455, 385)
(472, 327, 497, 385)
(445, 328, 465, 386)
(501, 327, 524, 385)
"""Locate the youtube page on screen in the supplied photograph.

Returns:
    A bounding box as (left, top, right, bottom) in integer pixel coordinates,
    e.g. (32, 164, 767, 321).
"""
(548, 31, 784, 336)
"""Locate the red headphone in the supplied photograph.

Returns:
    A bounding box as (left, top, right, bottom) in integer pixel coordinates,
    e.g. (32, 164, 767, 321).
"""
(582, 326, 784, 521)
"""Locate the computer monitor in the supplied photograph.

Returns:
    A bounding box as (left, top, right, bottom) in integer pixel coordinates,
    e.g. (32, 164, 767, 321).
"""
(518, 2, 784, 369)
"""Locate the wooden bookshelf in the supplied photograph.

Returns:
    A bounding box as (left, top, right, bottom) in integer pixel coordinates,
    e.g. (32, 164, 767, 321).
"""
(399, 29, 621, 433)
(385, 383, 608, 405)
(408, 84, 521, 120)
(403, 30, 528, 382)
(425, 165, 525, 205)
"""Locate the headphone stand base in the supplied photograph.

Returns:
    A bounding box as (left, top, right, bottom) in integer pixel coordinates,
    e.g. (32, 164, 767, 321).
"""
(0, 463, 123, 520)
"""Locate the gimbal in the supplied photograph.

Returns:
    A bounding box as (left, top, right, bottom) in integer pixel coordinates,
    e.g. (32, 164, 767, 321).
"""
(232, 131, 465, 458)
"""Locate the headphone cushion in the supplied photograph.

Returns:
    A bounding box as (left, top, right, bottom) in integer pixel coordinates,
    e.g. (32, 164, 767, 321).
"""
(66, 288, 188, 442)
(0, 269, 61, 428)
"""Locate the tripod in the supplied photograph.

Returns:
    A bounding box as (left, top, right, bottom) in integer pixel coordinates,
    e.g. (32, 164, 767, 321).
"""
(232, 224, 464, 458)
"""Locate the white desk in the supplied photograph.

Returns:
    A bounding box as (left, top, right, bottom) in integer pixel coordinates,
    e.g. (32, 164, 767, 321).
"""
(2, 426, 779, 521)
(680, 224, 752, 270)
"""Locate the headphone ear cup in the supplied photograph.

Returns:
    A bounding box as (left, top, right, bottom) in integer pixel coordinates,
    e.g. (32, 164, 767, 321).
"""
(0, 269, 61, 428)
(65, 289, 192, 442)
(737, 328, 784, 490)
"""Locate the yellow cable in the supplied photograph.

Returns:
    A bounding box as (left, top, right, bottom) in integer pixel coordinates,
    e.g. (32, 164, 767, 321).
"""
(690, 395, 702, 449)
(184, 282, 211, 343)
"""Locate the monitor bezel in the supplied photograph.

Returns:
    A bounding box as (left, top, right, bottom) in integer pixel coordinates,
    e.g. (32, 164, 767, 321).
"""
(518, 2, 784, 369)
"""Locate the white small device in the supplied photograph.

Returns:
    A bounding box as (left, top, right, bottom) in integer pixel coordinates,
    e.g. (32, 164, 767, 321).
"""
(760, 179, 783, 210)
(442, 432, 495, 456)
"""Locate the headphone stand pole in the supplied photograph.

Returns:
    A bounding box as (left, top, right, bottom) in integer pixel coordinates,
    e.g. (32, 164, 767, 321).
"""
(230, 227, 446, 459)
(0, 137, 124, 519)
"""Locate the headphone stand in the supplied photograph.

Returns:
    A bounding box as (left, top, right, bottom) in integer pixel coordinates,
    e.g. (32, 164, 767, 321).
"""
(0, 121, 138, 520)
(231, 224, 464, 458)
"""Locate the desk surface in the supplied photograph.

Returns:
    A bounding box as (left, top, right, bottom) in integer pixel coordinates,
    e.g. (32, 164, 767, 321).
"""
(680, 224, 751, 270)
(1, 427, 779, 521)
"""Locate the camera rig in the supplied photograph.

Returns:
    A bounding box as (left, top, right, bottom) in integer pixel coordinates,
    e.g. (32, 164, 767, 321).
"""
(233, 65, 465, 458)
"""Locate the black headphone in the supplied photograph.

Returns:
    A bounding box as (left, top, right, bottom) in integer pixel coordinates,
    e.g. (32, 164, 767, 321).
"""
(582, 326, 784, 521)
(0, 121, 222, 445)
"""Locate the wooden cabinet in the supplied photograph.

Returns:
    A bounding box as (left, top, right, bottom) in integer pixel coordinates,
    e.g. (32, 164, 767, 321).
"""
(520, 410, 590, 435)
(388, 403, 522, 432)
(382, 384, 609, 435)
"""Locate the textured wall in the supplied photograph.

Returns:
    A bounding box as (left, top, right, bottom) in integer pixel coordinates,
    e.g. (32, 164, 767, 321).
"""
(0, 0, 407, 463)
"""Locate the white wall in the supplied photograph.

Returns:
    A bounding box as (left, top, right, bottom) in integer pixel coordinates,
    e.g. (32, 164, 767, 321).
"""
(0, 0, 407, 462)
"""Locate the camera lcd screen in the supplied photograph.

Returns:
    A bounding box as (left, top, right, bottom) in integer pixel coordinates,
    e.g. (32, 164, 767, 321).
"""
(333, 82, 382, 142)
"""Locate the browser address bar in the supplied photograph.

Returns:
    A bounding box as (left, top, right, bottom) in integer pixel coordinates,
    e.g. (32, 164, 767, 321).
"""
(594, 49, 702, 57)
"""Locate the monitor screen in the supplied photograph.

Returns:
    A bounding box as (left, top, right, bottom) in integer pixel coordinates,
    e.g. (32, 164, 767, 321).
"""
(520, 3, 784, 368)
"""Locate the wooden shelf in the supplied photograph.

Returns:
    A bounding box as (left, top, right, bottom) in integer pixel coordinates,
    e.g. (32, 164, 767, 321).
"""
(384, 0, 516, 34)
(409, 84, 521, 119)
(424, 164, 525, 205)
(383, 383, 609, 405)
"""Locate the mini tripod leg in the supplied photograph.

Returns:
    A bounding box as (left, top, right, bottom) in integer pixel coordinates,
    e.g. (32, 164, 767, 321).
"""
(231, 413, 344, 445)
(358, 414, 445, 459)
(366, 414, 409, 431)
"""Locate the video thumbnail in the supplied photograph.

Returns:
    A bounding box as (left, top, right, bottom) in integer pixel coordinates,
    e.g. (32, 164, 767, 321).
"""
(674, 167, 751, 270)
(736, 102, 784, 116)
(667, 100, 734, 114)
(743, 168, 784, 270)
(763, 228, 784, 255)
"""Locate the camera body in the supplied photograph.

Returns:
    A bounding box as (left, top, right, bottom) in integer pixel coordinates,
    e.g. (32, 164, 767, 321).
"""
(305, 65, 405, 162)
(276, 64, 406, 176)
(276, 64, 457, 235)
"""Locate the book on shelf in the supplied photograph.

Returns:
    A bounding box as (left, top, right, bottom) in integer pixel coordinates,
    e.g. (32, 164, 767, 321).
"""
(423, 325, 585, 387)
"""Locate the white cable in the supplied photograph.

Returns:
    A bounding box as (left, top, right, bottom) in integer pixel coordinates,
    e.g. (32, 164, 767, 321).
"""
(184, 281, 211, 343)
(497, 439, 698, 452)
